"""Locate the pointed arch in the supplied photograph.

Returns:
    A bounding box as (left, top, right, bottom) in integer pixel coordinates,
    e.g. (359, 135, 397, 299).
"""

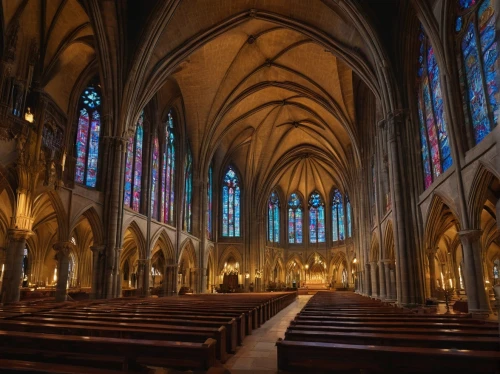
(218, 246, 242, 273)
(69, 205, 104, 246)
(122, 220, 147, 262)
(221, 164, 241, 237)
(424, 194, 461, 250)
(150, 228, 175, 265)
(369, 234, 380, 263)
(179, 238, 197, 268)
(384, 220, 395, 261)
(468, 161, 500, 230)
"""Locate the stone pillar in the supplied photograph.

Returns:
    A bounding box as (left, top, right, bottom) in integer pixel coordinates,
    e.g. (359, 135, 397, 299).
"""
(390, 268, 397, 300)
(54, 242, 73, 302)
(364, 264, 371, 296)
(370, 262, 378, 298)
(191, 268, 199, 293)
(386, 114, 411, 304)
(114, 248, 123, 298)
(1, 229, 32, 303)
(459, 230, 491, 313)
(378, 260, 386, 300)
(427, 249, 437, 298)
(383, 261, 394, 301)
(201, 267, 207, 293)
(90, 245, 105, 299)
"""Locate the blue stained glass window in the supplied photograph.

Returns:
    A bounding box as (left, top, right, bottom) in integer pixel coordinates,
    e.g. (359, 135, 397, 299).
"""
(457, 0, 498, 144)
(417, 27, 453, 190)
(75, 85, 101, 188)
(332, 189, 345, 242)
(123, 112, 144, 212)
(207, 164, 213, 240)
(459, 0, 477, 9)
(346, 196, 352, 238)
(151, 136, 159, 219)
(183, 145, 193, 233)
(162, 111, 175, 225)
(288, 193, 303, 244)
(222, 166, 240, 237)
(268, 191, 280, 243)
(309, 192, 325, 244)
(456, 16, 463, 32)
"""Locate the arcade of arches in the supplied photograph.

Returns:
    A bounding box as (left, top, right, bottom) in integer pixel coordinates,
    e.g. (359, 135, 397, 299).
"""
(0, 0, 499, 316)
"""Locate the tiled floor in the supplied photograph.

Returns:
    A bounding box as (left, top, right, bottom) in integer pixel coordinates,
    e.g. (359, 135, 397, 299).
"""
(224, 295, 311, 373)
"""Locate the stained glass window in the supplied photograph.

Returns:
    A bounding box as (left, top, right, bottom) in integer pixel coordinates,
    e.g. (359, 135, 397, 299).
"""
(183, 145, 193, 233)
(417, 27, 453, 190)
(268, 191, 280, 243)
(162, 111, 175, 225)
(456, 0, 498, 144)
(222, 166, 240, 237)
(332, 189, 345, 242)
(207, 164, 213, 240)
(309, 192, 325, 243)
(288, 193, 303, 244)
(346, 195, 352, 238)
(75, 85, 101, 188)
(151, 135, 160, 220)
(124, 113, 144, 212)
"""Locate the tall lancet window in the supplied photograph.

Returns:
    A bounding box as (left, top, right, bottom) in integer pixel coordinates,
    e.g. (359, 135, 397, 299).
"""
(288, 193, 303, 244)
(417, 26, 452, 189)
(332, 189, 345, 242)
(162, 111, 175, 225)
(207, 164, 213, 240)
(183, 144, 193, 233)
(75, 85, 101, 188)
(124, 112, 144, 212)
(346, 195, 352, 238)
(151, 135, 160, 219)
(222, 166, 240, 237)
(456, 0, 498, 144)
(268, 191, 280, 243)
(309, 192, 325, 243)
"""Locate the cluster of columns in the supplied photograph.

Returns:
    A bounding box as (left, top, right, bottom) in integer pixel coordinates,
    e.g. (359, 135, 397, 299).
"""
(365, 260, 396, 301)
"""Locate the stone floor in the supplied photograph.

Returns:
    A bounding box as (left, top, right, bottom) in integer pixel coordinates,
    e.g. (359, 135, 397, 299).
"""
(223, 295, 311, 373)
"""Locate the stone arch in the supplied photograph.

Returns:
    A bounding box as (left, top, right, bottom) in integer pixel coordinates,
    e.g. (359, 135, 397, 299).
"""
(206, 245, 215, 292)
(330, 251, 348, 287)
(286, 254, 303, 287)
(178, 238, 197, 291)
(384, 221, 395, 261)
(468, 161, 500, 230)
(424, 194, 461, 251)
(121, 221, 147, 267)
(70, 205, 104, 246)
(150, 228, 175, 265)
(218, 246, 242, 274)
(369, 234, 379, 263)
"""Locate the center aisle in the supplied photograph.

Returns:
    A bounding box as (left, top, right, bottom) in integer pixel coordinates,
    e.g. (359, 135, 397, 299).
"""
(224, 295, 312, 373)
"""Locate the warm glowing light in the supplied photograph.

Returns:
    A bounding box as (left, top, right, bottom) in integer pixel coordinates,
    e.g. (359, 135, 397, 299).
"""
(245, 272, 250, 279)
(353, 257, 357, 264)
(24, 107, 34, 123)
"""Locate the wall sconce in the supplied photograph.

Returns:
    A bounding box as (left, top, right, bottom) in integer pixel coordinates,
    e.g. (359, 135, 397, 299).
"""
(245, 272, 250, 279)
(353, 257, 357, 264)
(24, 107, 34, 123)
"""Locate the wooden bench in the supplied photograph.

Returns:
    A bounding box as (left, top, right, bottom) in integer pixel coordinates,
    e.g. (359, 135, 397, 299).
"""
(0, 330, 217, 371)
(276, 339, 500, 373)
(0, 358, 124, 373)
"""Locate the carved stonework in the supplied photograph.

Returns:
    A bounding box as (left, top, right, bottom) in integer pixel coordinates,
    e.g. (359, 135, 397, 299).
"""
(53, 241, 74, 259)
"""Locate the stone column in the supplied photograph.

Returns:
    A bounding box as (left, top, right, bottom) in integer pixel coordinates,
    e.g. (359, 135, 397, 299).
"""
(114, 248, 123, 298)
(459, 230, 491, 314)
(383, 261, 394, 301)
(390, 268, 397, 300)
(378, 260, 386, 300)
(1, 229, 32, 303)
(90, 245, 105, 299)
(364, 264, 371, 296)
(427, 249, 437, 298)
(370, 262, 378, 298)
(54, 241, 74, 302)
(191, 268, 199, 293)
(201, 267, 207, 293)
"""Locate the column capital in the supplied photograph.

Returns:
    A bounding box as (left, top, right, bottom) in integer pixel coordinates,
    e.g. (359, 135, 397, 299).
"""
(90, 245, 106, 254)
(53, 241, 74, 257)
(8, 229, 32, 242)
(426, 248, 438, 256)
(383, 259, 393, 265)
(458, 229, 482, 241)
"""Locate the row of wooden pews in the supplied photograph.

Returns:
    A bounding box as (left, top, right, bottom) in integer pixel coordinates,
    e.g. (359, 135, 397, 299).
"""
(0, 291, 296, 373)
(277, 291, 500, 373)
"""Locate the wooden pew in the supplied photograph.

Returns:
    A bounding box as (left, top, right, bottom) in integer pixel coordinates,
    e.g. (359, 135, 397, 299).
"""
(276, 339, 500, 373)
(0, 330, 217, 371)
